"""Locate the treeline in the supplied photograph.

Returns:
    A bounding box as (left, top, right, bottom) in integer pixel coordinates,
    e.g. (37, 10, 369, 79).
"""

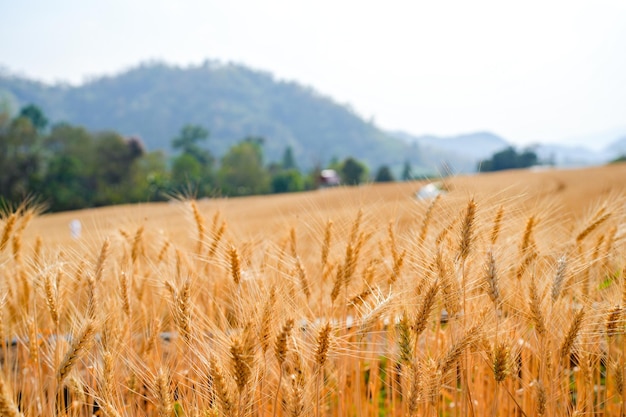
(0, 105, 400, 212)
(477, 146, 539, 172)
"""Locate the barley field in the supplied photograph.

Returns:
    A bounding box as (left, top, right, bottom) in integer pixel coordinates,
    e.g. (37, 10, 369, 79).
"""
(2, 163, 626, 417)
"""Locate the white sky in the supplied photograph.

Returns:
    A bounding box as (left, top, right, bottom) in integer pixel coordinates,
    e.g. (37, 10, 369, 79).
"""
(1, 0, 626, 148)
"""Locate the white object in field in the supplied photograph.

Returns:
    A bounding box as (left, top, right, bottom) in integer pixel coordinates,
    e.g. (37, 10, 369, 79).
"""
(69, 219, 82, 239)
(319, 169, 340, 187)
(416, 182, 445, 200)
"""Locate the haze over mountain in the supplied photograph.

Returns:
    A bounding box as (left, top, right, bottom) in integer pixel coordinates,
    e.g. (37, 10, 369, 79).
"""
(1, 60, 625, 174)
(0, 61, 415, 172)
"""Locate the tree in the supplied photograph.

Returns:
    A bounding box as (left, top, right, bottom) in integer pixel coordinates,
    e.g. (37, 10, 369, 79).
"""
(19, 104, 48, 132)
(374, 165, 395, 182)
(172, 124, 211, 163)
(271, 169, 304, 193)
(478, 147, 538, 172)
(401, 160, 413, 181)
(281, 146, 297, 170)
(218, 137, 270, 196)
(39, 123, 96, 210)
(0, 112, 43, 202)
(170, 124, 214, 197)
(340, 157, 368, 185)
(610, 154, 626, 164)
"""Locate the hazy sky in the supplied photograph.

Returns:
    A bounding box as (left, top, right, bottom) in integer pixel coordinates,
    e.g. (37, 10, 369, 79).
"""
(1, 0, 625, 148)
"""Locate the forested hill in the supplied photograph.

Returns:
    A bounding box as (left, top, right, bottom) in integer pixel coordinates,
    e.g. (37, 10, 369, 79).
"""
(0, 61, 415, 170)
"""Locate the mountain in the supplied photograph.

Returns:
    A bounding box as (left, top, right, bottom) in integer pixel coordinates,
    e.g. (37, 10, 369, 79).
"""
(605, 136, 626, 156)
(2, 61, 623, 175)
(389, 131, 510, 172)
(0, 61, 415, 171)
(533, 144, 612, 167)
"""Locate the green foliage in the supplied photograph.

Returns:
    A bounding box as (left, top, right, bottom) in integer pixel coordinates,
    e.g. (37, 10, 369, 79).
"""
(281, 146, 297, 170)
(0, 111, 43, 202)
(478, 146, 538, 172)
(0, 61, 423, 171)
(401, 160, 413, 181)
(0, 106, 390, 212)
(19, 104, 48, 132)
(271, 169, 304, 193)
(340, 157, 368, 185)
(170, 124, 214, 197)
(609, 154, 626, 164)
(374, 165, 395, 182)
(218, 137, 270, 196)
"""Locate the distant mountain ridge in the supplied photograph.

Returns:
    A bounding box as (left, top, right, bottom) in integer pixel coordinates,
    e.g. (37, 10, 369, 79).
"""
(0, 61, 415, 171)
(1, 60, 625, 174)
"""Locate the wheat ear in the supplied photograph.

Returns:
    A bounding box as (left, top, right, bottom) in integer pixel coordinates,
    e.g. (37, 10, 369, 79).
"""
(489, 206, 504, 246)
(397, 311, 413, 365)
(519, 215, 537, 255)
(528, 275, 546, 338)
(458, 198, 476, 261)
(412, 280, 439, 339)
(210, 355, 233, 416)
(560, 309, 585, 360)
(94, 237, 110, 282)
(229, 246, 242, 285)
(0, 212, 17, 253)
(273, 318, 295, 417)
(156, 367, 173, 417)
(419, 194, 441, 245)
(295, 257, 311, 300)
(483, 250, 500, 308)
(576, 208, 610, 243)
(551, 255, 567, 303)
(58, 320, 96, 382)
(191, 200, 206, 255)
(0, 374, 23, 417)
(321, 220, 333, 268)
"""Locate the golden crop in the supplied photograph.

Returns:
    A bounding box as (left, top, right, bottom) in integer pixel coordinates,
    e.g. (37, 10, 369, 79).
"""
(2, 163, 626, 417)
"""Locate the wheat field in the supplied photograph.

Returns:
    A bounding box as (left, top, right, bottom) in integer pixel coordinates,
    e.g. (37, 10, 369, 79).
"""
(2, 163, 626, 417)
